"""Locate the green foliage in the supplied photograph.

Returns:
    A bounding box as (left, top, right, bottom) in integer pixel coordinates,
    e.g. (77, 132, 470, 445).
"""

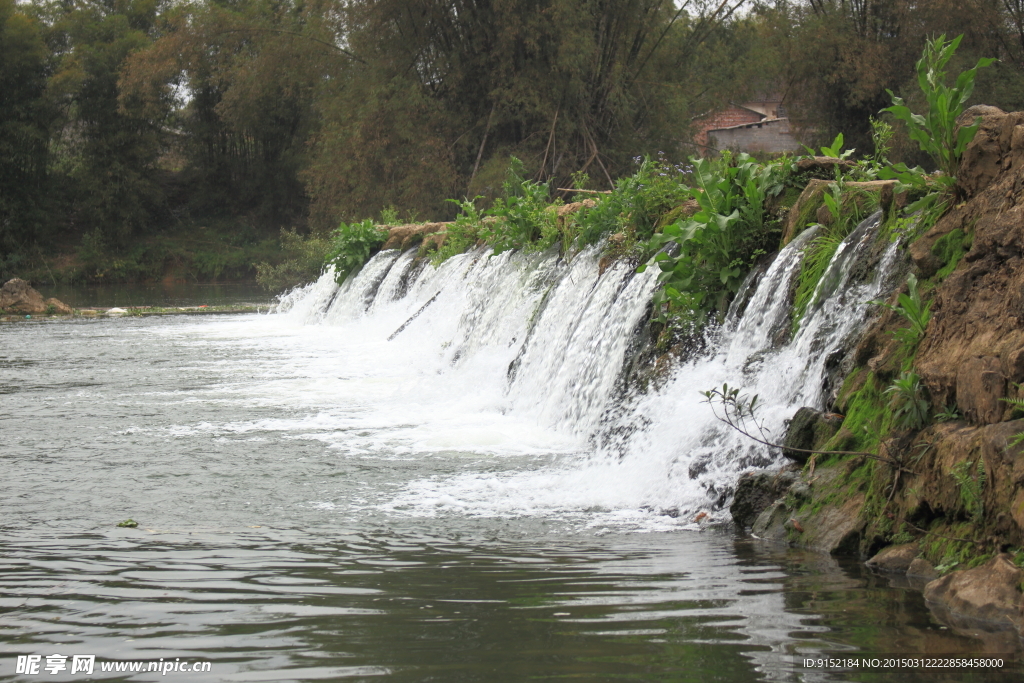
(883, 34, 995, 181)
(825, 373, 891, 453)
(432, 198, 485, 265)
(885, 370, 930, 431)
(934, 403, 962, 422)
(950, 459, 985, 523)
(255, 229, 332, 291)
(869, 117, 895, 166)
(325, 219, 389, 283)
(481, 158, 558, 255)
(932, 228, 972, 279)
(639, 153, 787, 330)
(871, 274, 932, 355)
(792, 184, 877, 328)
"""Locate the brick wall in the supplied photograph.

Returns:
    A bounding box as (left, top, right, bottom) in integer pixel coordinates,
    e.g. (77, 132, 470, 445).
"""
(694, 106, 764, 148)
(708, 118, 803, 155)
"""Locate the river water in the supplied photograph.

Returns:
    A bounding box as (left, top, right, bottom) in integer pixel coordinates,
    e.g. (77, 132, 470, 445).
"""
(2, 242, 1021, 681)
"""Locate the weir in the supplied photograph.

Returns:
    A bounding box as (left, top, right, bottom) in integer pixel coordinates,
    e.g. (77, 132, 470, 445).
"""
(277, 211, 904, 525)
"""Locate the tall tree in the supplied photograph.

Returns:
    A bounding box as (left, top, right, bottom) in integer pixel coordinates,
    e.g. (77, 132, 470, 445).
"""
(0, 0, 51, 264)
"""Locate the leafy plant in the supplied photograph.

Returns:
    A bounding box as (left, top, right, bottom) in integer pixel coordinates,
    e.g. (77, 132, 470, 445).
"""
(481, 157, 558, 255)
(432, 197, 485, 265)
(325, 219, 389, 283)
(886, 370, 930, 431)
(882, 34, 995, 183)
(934, 403, 962, 422)
(871, 274, 932, 354)
(950, 459, 985, 523)
(807, 132, 855, 161)
(639, 153, 787, 329)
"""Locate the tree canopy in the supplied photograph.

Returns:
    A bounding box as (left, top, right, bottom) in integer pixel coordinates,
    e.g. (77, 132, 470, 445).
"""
(3, 0, 1024, 279)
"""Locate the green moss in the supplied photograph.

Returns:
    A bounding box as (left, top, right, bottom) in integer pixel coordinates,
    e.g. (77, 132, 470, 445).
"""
(932, 227, 972, 280)
(824, 372, 891, 453)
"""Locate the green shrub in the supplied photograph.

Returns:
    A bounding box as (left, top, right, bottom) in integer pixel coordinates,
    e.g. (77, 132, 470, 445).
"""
(325, 219, 389, 283)
(639, 153, 787, 329)
(255, 229, 332, 291)
(480, 157, 558, 254)
(950, 459, 985, 523)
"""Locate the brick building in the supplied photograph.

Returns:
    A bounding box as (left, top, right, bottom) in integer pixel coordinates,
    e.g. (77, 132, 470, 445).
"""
(693, 98, 803, 155)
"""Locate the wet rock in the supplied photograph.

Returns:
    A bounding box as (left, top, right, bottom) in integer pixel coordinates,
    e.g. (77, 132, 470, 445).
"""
(730, 468, 797, 529)
(781, 179, 898, 245)
(924, 554, 1024, 628)
(782, 407, 843, 464)
(866, 543, 920, 574)
(0, 278, 46, 314)
(908, 558, 940, 580)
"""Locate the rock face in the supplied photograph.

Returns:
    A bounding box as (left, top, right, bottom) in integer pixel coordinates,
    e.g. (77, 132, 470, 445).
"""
(924, 554, 1024, 629)
(1, 278, 46, 314)
(909, 107, 1024, 425)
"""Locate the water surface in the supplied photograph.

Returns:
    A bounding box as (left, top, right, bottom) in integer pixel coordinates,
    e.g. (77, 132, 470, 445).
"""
(2, 313, 1018, 681)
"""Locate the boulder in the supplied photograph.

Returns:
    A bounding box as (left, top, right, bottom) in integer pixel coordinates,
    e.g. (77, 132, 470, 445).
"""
(907, 558, 940, 580)
(924, 554, 1024, 629)
(782, 407, 843, 464)
(44, 298, 72, 315)
(730, 468, 797, 529)
(0, 278, 46, 314)
(781, 179, 899, 245)
(866, 543, 920, 574)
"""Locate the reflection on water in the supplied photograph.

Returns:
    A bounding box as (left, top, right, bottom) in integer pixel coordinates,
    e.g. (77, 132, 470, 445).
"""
(34, 282, 276, 308)
(1, 313, 1020, 682)
(2, 529, 1017, 682)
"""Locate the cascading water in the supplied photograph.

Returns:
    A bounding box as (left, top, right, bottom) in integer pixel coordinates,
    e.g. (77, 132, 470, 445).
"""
(276, 211, 904, 530)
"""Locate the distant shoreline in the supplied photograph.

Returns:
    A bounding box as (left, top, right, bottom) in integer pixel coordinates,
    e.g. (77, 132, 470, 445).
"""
(1, 304, 266, 322)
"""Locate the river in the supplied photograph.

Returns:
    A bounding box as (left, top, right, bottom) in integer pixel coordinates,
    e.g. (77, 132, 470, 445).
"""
(2, 240, 1021, 681)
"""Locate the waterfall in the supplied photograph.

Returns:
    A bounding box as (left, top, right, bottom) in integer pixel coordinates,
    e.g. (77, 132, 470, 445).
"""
(274, 213, 904, 529)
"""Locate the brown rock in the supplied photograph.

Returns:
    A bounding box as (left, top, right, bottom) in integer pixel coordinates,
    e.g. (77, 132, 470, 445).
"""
(907, 557, 940, 580)
(382, 222, 451, 251)
(956, 356, 1007, 425)
(867, 543, 920, 574)
(43, 298, 73, 315)
(556, 199, 597, 217)
(924, 554, 1024, 628)
(0, 278, 46, 314)
(956, 106, 1011, 197)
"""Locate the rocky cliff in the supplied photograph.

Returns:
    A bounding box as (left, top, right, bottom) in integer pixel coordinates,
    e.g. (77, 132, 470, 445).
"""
(733, 106, 1024, 641)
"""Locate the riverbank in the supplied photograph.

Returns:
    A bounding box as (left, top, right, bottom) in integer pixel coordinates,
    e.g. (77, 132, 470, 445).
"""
(0, 304, 264, 323)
